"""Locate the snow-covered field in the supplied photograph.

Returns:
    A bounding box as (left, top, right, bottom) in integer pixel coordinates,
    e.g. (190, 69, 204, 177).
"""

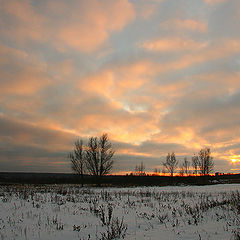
(0, 184, 240, 240)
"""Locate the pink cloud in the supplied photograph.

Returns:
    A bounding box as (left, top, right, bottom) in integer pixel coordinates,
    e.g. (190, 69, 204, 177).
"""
(0, 0, 46, 42)
(161, 19, 208, 33)
(140, 37, 208, 52)
(0, 44, 51, 96)
(204, 0, 226, 4)
(0, 0, 135, 52)
(134, 2, 156, 19)
(79, 60, 156, 100)
(52, 0, 136, 52)
(149, 39, 240, 72)
(1, 69, 50, 95)
(0, 43, 28, 61)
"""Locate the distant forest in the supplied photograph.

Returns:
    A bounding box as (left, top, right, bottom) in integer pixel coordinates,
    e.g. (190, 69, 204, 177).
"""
(1, 172, 240, 186)
(1, 134, 237, 187)
(67, 133, 217, 186)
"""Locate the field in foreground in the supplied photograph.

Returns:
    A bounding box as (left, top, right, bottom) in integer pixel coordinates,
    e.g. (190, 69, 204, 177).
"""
(0, 184, 240, 240)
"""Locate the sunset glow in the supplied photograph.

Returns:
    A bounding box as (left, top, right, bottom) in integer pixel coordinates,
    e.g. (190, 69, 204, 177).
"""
(0, 0, 240, 173)
(231, 155, 240, 163)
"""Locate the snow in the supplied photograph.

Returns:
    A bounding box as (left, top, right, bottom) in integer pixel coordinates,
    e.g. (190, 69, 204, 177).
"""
(0, 184, 240, 240)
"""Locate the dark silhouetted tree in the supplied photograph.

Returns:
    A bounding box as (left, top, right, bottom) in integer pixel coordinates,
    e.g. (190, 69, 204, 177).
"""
(192, 154, 199, 175)
(85, 133, 114, 183)
(182, 157, 190, 175)
(180, 157, 190, 176)
(68, 139, 85, 186)
(198, 148, 214, 175)
(179, 166, 184, 176)
(162, 152, 178, 177)
(135, 162, 146, 176)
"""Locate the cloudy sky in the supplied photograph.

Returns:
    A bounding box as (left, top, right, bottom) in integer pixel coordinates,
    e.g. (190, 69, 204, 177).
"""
(0, 0, 240, 174)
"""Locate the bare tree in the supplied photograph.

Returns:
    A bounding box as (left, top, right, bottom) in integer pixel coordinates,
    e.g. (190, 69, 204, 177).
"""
(135, 162, 146, 176)
(85, 133, 115, 181)
(179, 165, 184, 176)
(182, 157, 190, 175)
(162, 152, 178, 177)
(179, 157, 190, 176)
(198, 148, 214, 175)
(68, 139, 85, 186)
(192, 154, 199, 175)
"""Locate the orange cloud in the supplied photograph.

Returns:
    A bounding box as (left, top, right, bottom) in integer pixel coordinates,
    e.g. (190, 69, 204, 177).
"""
(204, 0, 226, 4)
(79, 60, 157, 102)
(71, 109, 158, 145)
(157, 39, 240, 71)
(57, 25, 108, 53)
(161, 19, 208, 33)
(1, 68, 50, 96)
(134, 2, 156, 19)
(0, 44, 50, 96)
(0, 0, 46, 42)
(140, 38, 208, 52)
(0, 43, 28, 60)
(151, 126, 202, 152)
(80, 71, 115, 97)
(139, 37, 240, 73)
(72, 37, 240, 152)
(54, 0, 135, 52)
(149, 79, 192, 99)
(0, 0, 135, 52)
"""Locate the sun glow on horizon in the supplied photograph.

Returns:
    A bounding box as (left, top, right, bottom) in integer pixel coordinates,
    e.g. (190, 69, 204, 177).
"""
(231, 155, 240, 163)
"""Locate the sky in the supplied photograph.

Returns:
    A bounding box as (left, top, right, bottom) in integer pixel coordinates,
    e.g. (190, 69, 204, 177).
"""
(0, 0, 240, 174)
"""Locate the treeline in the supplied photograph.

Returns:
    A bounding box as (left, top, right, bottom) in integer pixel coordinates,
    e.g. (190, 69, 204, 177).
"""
(69, 134, 215, 185)
(135, 148, 214, 177)
(1, 172, 240, 186)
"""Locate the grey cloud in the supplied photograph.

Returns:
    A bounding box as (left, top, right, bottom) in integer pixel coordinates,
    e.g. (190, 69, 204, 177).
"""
(215, 143, 240, 155)
(0, 115, 76, 172)
(0, 115, 75, 150)
(208, 1, 240, 38)
(114, 154, 161, 172)
(136, 141, 189, 155)
(161, 89, 240, 137)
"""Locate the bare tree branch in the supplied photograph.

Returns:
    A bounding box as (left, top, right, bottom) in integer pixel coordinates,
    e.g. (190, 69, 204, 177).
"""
(85, 133, 114, 178)
(68, 139, 85, 186)
(162, 152, 178, 177)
